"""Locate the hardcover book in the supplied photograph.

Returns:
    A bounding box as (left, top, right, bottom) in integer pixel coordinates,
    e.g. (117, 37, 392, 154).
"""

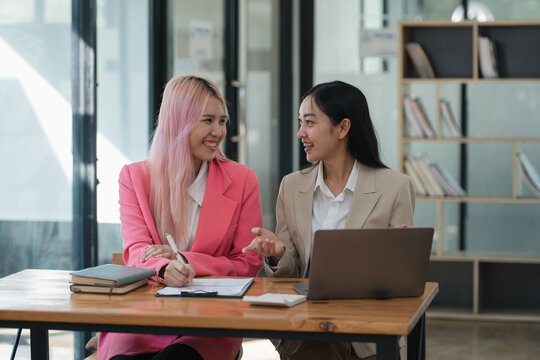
(406, 42, 435, 78)
(70, 264, 156, 287)
(478, 36, 499, 78)
(70, 278, 149, 294)
(440, 100, 462, 137)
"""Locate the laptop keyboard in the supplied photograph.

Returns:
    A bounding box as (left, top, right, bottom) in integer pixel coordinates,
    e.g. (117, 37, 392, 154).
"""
(292, 283, 308, 296)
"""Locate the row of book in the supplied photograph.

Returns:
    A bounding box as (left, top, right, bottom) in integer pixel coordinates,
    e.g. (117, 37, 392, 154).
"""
(405, 152, 540, 198)
(404, 96, 462, 138)
(404, 155, 466, 197)
(406, 37, 499, 79)
(517, 152, 540, 198)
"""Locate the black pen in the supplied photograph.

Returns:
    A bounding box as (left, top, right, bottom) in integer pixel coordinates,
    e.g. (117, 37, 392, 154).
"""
(180, 291, 218, 297)
(165, 233, 193, 285)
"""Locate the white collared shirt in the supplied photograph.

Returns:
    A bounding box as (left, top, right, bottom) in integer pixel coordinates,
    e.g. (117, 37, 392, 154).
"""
(270, 161, 360, 272)
(312, 160, 359, 239)
(186, 161, 208, 250)
(306, 161, 359, 275)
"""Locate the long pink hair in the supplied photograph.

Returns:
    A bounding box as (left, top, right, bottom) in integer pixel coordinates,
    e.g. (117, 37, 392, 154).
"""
(147, 75, 228, 249)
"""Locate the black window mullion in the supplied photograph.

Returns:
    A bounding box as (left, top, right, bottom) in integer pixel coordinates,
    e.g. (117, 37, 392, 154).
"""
(224, 0, 239, 161)
(72, 0, 97, 273)
(72, 0, 97, 358)
(299, 0, 314, 98)
(298, 0, 314, 169)
(149, 0, 169, 135)
(459, 0, 469, 251)
(278, 0, 293, 179)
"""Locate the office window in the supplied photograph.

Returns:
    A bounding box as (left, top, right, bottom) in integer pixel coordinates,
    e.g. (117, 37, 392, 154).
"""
(0, 0, 74, 281)
(96, 0, 149, 264)
(244, 0, 279, 228)
(170, 0, 280, 229)
(0, 1, 75, 358)
(170, 0, 225, 83)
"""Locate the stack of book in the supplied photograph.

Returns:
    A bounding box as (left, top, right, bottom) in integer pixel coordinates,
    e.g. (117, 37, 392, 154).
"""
(404, 154, 466, 197)
(70, 264, 156, 295)
(517, 152, 540, 197)
(478, 36, 499, 78)
(403, 96, 435, 138)
(406, 42, 435, 78)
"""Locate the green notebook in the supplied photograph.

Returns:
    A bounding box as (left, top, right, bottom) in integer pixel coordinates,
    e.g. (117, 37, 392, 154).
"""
(70, 264, 156, 287)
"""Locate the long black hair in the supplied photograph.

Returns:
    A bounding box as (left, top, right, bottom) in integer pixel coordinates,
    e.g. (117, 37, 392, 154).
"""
(302, 80, 387, 169)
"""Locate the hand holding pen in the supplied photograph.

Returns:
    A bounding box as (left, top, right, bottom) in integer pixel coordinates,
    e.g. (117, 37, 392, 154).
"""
(149, 233, 195, 287)
(139, 233, 191, 264)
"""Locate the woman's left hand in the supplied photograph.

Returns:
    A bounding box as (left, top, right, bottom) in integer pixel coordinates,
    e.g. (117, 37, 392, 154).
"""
(140, 245, 175, 263)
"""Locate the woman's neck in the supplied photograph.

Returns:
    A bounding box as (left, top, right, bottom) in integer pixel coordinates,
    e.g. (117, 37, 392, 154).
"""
(322, 154, 356, 196)
(192, 159, 202, 177)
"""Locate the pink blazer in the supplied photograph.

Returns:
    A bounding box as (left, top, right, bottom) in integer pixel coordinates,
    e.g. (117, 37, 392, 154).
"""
(98, 159, 263, 360)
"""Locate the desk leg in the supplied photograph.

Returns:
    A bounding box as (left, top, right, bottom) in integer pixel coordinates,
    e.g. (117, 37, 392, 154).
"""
(407, 313, 426, 360)
(30, 328, 49, 360)
(376, 335, 399, 360)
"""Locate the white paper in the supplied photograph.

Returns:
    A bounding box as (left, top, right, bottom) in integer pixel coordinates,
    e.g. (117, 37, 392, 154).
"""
(157, 278, 253, 297)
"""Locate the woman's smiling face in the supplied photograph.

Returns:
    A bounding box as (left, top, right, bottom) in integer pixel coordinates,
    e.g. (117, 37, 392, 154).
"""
(189, 96, 227, 169)
(297, 96, 343, 163)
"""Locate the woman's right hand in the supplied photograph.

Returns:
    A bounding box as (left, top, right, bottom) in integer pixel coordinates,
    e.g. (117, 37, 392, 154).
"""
(163, 260, 196, 287)
(242, 227, 285, 264)
(140, 245, 175, 263)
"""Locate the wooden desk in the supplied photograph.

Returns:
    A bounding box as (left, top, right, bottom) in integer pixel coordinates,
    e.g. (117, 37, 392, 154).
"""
(0, 270, 438, 360)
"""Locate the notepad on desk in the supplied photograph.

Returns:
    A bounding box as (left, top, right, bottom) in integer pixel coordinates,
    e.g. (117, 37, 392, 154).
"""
(156, 278, 254, 298)
(243, 293, 306, 307)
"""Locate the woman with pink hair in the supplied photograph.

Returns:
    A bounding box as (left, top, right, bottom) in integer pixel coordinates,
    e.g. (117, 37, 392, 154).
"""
(98, 75, 263, 360)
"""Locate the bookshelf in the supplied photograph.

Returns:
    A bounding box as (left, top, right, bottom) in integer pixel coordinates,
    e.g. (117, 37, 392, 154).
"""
(398, 20, 540, 321)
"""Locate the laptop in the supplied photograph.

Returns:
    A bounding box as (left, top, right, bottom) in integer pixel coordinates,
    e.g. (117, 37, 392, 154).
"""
(293, 227, 434, 300)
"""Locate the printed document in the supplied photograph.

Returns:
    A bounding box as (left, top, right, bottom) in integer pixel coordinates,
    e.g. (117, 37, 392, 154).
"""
(157, 278, 253, 297)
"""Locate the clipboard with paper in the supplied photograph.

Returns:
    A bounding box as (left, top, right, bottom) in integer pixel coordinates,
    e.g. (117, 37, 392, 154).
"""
(156, 278, 254, 298)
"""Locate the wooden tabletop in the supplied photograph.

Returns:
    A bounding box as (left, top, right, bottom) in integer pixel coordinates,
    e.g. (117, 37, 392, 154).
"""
(0, 269, 438, 336)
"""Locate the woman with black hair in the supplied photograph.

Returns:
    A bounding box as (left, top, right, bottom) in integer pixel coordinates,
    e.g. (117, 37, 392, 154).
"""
(243, 80, 415, 360)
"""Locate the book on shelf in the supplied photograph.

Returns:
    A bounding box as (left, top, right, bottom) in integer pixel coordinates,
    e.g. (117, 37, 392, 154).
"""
(517, 152, 540, 197)
(412, 97, 436, 138)
(407, 155, 466, 197)
(70, 264, 156, 294)
(404, 157, 428, 195)
(405, 42, 435, 78)
(431, 163, 466, 197)
(403, 96, 424, 137)
(404, 96, 435, 138)
(478, 36, 499, 78)
(439, 99, 462, 138)
(412, 155, 445, 196)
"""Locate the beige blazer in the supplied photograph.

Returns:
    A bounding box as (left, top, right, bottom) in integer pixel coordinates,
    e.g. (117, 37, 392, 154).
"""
(265, 162, 415, 279)
(264, 162, 416, 359)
